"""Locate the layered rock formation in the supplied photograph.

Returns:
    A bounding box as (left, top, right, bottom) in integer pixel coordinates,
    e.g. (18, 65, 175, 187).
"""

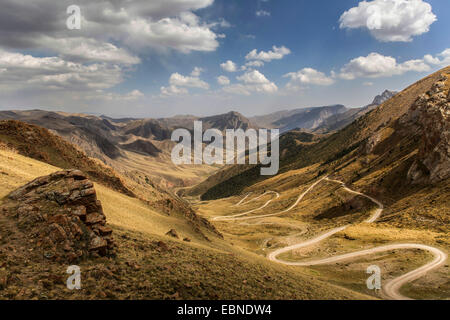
(2, 170, 114, 263)
(404, 75, 450, 184)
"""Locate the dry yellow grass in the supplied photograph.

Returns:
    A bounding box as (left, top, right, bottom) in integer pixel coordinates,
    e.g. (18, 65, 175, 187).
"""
(0, 148, 377, 300)
(112, 149, 219, 189)
(196, 158, 449, 299)
(0, 149, 207, 243)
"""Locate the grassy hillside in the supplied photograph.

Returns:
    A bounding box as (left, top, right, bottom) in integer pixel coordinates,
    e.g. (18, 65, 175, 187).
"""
(0, 120, 133, 196)
(0, 148, 370, 300)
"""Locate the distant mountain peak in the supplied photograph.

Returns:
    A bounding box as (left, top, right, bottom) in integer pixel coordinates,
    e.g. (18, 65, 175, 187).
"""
(224, 111, 245, 118)
(371, 90, 397, 106)
(200, 111, 256, 131)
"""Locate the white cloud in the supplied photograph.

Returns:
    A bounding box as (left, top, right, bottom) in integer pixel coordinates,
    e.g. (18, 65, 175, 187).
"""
(122, 14, 220, 53)
(191, 67, 204, 77)
(256, 10, 271, 17)
(125, 89, 145, 100)
(339, 0, 437, 42)
(217, 76, 230, 85)
(220, 60, 238, 72)
(423, 48, 450, 66)
(397, 59, 431, 73)
(169, 72, 209, 89)
(0, 0, 228, 108)
(39, 37, 140, 65)
(223, 70, 277, 95)
(284, 68, 335, 89)
(160, 70, 209, 97)
(160, 85, 188, 97)
(246, 46, 291, 62)
(237, 70, 271, 84)
(0, 0, 223, 58)
(118, 0, 215, 19)
(0, 49, 123, 92)
(338, 52, 431, 80)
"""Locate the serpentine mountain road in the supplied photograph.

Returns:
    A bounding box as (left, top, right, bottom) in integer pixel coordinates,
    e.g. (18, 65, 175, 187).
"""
(215, 177, 447, 300)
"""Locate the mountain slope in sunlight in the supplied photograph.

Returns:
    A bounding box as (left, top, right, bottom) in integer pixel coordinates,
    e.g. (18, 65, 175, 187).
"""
(0, 148, 369, 300)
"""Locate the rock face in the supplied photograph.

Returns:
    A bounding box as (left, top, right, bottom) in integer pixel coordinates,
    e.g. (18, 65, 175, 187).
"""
(403, 75, 450, 184)
(2, 170, 114, 262)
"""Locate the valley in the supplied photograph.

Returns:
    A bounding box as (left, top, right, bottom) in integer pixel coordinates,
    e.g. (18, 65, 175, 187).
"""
(0, 67, 448, 300)
(1, 0, 449, 306)
(202, 175, 446, 300)
(192, 67, 450, 300)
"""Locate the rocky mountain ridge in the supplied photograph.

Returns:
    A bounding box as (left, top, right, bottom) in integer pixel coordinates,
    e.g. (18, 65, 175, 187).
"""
(403, 75, 449, 184)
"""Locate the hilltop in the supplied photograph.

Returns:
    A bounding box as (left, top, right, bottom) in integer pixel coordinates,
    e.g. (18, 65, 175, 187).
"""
(0, 120, 132, 196)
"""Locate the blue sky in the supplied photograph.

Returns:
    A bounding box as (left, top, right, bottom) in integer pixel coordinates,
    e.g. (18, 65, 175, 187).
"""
(0, 0, 449, 118)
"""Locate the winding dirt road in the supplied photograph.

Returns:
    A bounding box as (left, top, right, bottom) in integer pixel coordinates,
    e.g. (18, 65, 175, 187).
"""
(213, 191, 280, 221)
(220, 177, 447, 300)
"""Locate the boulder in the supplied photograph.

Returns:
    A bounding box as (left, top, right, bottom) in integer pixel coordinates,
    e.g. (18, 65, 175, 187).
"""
(1, 169, 114, 262)
(165, 229, 179, 238)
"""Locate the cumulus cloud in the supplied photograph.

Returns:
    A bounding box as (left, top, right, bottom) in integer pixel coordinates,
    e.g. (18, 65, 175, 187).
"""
(160, 85, 188, 97)
(220, 60, 238, 72)
(191, 67, 204, 77)
(40, 37, 140, 65)
(0, 0, 226, 106)
(217, 76, 230, 85)
(223, 70, 277, 95)
(121, 13, 220, 53)
(0, 49, 123, 92)
(284, 68, 335, 90)
(423, 48, 450, 66)
(338, 52, 431, 80)
(160, 70, 209, 97)
(246, 46, 291, 62)
(339, 0, 437, 42)
(237, 70, 272, 84)
(0, 1, 222, 57)
(169, 73, 209, 89)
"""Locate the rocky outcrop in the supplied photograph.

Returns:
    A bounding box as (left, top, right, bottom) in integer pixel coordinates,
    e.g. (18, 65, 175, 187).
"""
(165, 229, 179, 238)
(402, 75, 450, 184)
(2, 170, 114, 263)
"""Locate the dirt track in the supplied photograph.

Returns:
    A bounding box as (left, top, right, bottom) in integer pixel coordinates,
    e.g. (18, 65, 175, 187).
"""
(217, 177, 448, 300)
